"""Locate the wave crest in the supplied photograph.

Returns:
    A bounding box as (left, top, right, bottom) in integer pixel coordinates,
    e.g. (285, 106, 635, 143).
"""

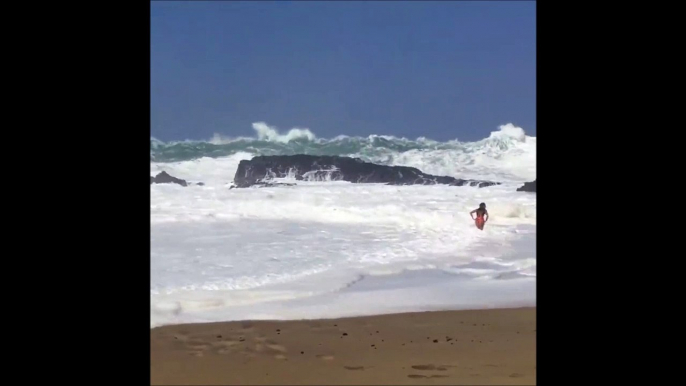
(151, 122, 536, 182)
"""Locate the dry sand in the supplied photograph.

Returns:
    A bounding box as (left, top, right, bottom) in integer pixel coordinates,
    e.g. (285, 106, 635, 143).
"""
(151, 307, 535, 385)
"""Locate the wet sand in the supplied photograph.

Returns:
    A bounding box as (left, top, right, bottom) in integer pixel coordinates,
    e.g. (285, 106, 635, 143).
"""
(151, 307, 536, 385)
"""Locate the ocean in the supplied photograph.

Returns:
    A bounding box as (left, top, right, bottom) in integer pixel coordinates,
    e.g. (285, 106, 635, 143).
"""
(150, 122, 536, 328)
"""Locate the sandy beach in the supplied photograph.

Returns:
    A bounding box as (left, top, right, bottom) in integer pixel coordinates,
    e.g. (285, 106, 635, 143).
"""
(151, 307, 535, 385)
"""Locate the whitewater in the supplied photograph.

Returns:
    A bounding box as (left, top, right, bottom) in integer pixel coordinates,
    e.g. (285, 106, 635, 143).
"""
(151, 122, 536, 328)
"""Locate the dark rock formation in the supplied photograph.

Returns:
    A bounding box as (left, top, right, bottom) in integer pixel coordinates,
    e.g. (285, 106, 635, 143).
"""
(150, 171, 188, 187)
(232, 155, 499, 188)
(516, 179, 536, 192)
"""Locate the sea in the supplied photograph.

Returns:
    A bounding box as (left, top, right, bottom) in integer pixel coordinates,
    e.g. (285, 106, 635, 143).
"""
(150, 122, 536, 328)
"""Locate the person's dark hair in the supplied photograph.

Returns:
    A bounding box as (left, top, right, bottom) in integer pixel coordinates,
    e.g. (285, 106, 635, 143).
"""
(479, 203, 486, 208)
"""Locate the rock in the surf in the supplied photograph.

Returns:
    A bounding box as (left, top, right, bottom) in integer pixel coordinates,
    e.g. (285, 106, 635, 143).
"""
(232, 155, 499, 188)
(150, 171, 188, 187)
(516, 179, 536, 192)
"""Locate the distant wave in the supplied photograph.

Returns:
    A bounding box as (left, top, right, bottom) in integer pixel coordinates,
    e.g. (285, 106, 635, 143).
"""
(151, 122, 536, 182)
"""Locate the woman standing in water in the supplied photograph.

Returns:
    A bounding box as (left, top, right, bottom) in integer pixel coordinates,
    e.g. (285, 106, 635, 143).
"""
(470, 202, 489, 230)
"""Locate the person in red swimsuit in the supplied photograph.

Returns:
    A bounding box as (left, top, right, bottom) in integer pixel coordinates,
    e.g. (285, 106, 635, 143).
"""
(470, 202, 489, 230)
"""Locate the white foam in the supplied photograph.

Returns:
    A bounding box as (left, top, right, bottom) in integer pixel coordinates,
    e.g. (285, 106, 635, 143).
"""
(355, 124, 536, 183)
(151, 176, 536, 327)
(151, 122, 536, 328)
(209, 122, 317, 144)
(174, 122, 537, 184)
(150, 152, 254, 186)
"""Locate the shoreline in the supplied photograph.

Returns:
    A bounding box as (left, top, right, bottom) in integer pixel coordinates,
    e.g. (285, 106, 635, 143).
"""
(152, 241, 536, 328)
(152, 306, 536, 385)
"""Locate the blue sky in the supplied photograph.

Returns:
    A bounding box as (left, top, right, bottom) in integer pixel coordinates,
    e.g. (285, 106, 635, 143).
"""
(151, 1, 536, 142)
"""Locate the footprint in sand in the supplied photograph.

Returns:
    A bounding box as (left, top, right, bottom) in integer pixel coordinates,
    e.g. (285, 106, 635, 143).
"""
(315, 354, 335, 361)
(408, 374, 448, 379)
(175, 329, 190, 337)
(186, 343, 211, 352)
(212, 340, 241, 350)
(266, 343, 287, 353)
(343, 366, 374, 370)
(172, 333, 190, 342)
(182, 336, 212, 352)
(274, 354, 287, 361)
(212, 340, 243, 354)
(411, 364, 449, 371)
